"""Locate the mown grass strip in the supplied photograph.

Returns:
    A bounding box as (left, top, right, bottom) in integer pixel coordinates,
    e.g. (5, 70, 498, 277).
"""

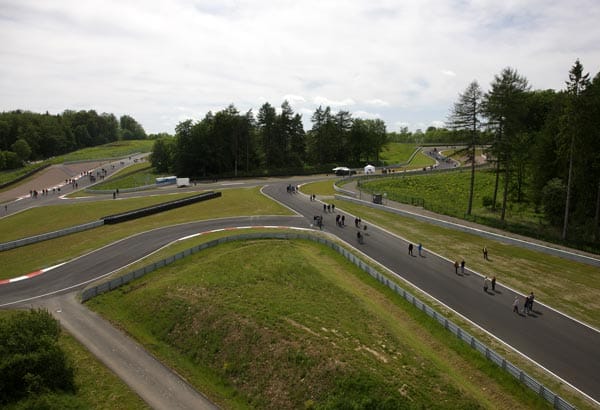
(379, 142, 417, 164)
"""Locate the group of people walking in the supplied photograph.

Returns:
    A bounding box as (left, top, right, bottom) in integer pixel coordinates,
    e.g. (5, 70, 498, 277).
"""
(513, 292, 535, 315)
(305, 191, 537, 319)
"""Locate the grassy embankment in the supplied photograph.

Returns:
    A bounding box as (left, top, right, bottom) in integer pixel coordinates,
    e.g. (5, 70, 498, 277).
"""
(0, 187, 292, 280)
(0, 140, 154, 188)
(358, 169, 589, 251)
(379, 142, 436, 170)
(0, 310, 148, 410)
(302, 178, 600, 330)
(302, 176, 600, 322)
(87, 238, 550, 410)
(84, 162, 163, 191)
(299, 179, 599, 408)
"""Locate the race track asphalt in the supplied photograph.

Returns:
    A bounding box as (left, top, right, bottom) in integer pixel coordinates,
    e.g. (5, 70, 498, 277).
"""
(1, 180, 599, 405)
(263, 182, 600, 404)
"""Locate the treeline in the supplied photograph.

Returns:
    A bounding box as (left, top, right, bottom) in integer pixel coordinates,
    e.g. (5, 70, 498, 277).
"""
(388, 126, 492, 145)
(150, 102, 388, 177)
(0, 110, 147, 170)
(446, 60, 600, 242)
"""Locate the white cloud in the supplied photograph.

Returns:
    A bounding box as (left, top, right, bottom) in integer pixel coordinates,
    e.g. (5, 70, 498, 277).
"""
(365, 99, 390, 107)
(313, 96, 356, 107)
(282, 94, 306, 105)
(353, 110, 381, 120)
(0, 0, 599, 134)
(441, 70, 456, 77)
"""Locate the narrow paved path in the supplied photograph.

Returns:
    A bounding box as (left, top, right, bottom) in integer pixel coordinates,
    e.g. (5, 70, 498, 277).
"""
(35, 293, 218, 410)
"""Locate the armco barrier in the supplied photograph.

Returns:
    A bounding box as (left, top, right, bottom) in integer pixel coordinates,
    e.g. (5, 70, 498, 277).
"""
(81, 231, 575, 409)
(335, 194, 600, 268)
(0, 220, 104, 251)
(101, 191, 221, 224)
(1, 191, 221, 252)
(85, 184, 156, 194)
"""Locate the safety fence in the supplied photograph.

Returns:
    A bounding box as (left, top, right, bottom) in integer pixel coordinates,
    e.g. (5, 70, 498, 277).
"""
(1, 191, 221, 252)
(334, 194, 600, 268)
(81, 231, 575, 409)
(0, 220, 104, 252)
(85, 184, 156, 194)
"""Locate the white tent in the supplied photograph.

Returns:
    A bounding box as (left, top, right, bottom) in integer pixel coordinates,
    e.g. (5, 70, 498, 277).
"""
(364, 164, 376, 174)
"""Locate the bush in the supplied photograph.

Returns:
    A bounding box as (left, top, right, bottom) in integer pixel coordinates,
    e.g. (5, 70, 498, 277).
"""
(541, 178, 566, 226)
(481, 196, 500, 209)
(0, 309, 75, 405)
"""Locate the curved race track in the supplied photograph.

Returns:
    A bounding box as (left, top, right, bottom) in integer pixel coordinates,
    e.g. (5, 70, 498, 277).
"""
(1, 180, 599, 405)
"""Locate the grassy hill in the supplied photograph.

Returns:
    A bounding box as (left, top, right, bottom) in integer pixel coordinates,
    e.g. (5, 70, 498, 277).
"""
(87, 239, 549, 409)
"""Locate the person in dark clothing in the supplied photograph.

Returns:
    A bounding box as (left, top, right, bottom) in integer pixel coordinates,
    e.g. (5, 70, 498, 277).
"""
(408, 243, 414, 256)
(491, 276, 496, 291)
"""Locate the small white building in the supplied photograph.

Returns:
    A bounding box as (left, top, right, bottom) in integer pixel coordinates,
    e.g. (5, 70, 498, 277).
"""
(364, 164, 376, 174)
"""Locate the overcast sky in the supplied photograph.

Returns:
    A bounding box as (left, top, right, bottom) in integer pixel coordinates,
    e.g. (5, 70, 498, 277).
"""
(1, 0, 599, 134)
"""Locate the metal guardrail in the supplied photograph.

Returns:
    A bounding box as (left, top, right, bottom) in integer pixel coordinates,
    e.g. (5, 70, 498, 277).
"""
(0, 220, 104, 252)
(85, 184, 156, 194)
(81, 231, 575, 409)
(1, 191, 221, 252)
(334, 194, 600, 268)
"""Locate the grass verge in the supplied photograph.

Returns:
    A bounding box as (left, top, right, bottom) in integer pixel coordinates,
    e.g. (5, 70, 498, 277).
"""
(86, 163, 162, 191)
(331, 199, 600, 331)
(87, 238, 551, 409)
(0, 187, 293, 280)
(0, 192, 202, 243)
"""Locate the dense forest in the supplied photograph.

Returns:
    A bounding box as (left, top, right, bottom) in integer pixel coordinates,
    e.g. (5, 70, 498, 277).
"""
(152, 59, 599, 242)
(444, 60, 600, 242)
(151, 101, 388, 177)
(0, 110, 147, 170)
(1, 60, 597, 242)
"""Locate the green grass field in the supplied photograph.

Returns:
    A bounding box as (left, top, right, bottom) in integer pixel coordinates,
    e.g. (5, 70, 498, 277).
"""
(87, 239, 550, 409)
(360, 169, 543, 227)
(379, 142, 417, 165)
(0, 187, 293, 280)
(0, 310, 148, 410)
(300, 179, 338, 197)
(57, 140, 154, 163)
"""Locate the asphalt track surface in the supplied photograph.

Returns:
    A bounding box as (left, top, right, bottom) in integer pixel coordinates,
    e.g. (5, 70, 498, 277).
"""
(262, 183, 600, 405)
(1, 178, 600, 405)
